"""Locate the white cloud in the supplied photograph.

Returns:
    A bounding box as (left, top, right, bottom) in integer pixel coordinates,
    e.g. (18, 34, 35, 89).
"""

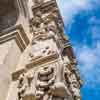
(89, 16, 100, 25)
(57, 0, 100, 88)
(57, 0, 91, 23)
(75, 41, 100, 87)
(91, 27, 100, 40)
(88, 17, 100, 40)
(77, 46, 99, 71)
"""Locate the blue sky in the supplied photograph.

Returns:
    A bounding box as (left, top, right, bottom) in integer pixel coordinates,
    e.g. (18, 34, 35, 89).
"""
(57, 0, 100, 100)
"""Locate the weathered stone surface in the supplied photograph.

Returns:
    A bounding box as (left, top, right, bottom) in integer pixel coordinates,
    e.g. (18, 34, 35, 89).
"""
(0, 0, 82, 100)
(0, 40, 21, 100)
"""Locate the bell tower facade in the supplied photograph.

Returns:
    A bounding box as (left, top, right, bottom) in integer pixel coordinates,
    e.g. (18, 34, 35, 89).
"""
(0, 0, 82, 100)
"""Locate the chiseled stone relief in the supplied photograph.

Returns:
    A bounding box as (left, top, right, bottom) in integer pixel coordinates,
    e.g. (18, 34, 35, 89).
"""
(30, 10, 58, 37)
(29, 8, 60, 62)
(64, 66, 81, 100)
(16, 0, 82, 99)
(33, 0, 52, 5)
(3, 0, 82, 100)
(17, 62, 75, 100)
(29, 38, 58, 62)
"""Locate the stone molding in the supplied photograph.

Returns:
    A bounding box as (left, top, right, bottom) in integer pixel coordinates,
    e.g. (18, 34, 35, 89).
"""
(0, 24, 29, 52)
(26, 53, 59, 69)
(32, 0, 56, 10)
(12, 55, 59, 81)
(63, 43, 77, 65)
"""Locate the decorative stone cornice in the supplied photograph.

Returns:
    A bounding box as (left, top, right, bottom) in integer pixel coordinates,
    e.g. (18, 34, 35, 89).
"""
(12, 68, 25, 81)
(0, 24, 29, 52)
(63, 43, 77, 65)
(26, 53, 59, 69)
(32, 0, 56, 11)
(11, 53, 59, 81)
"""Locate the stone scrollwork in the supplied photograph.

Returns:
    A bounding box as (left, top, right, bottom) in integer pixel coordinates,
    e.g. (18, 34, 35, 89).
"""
(35, 66, 70, 100)
(64, 67, 81, 100)
(17, 63, 76, 100)
(34, 63, 72, 100)
(30, 10, 58, 39)
(30, 11, 44, 36)
(35, 66, 56, 99)
(17, 74, 28, 100)
(17, 72, 35, 100)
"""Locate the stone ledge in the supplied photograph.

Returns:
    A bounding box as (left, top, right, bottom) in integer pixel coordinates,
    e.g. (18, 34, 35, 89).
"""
(11, 53, 59, 81)
(26, 53, 59, 69)
(32, 0, 56, 11)
(0, 24, 29, 52)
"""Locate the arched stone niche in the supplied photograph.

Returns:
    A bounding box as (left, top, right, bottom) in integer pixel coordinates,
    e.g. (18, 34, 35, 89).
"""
(0, 0, 19, 31)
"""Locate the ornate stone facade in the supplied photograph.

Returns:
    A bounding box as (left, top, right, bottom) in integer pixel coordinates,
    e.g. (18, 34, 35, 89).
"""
(0, 0, 82, 100)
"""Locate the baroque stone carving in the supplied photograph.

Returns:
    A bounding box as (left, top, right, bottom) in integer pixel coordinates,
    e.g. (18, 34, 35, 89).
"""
(12, 0, 82, 100)
(30, 10, 58, 39)
(17, 62, 74, 100)
(17, 72, 35, 100)
(17, 74, 28, 100)
(64, 66, 81, 100)
(35, 66, 55, 99)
